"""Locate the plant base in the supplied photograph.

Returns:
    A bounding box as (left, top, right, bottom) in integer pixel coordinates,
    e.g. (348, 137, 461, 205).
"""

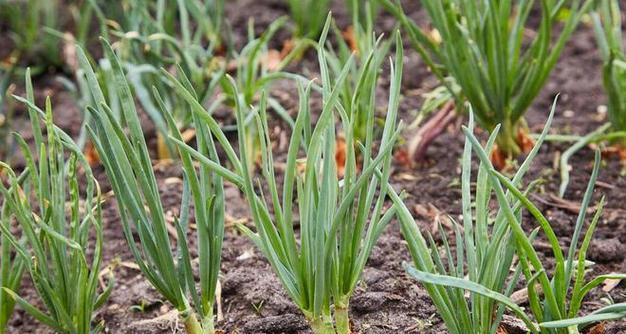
(335, 304, 351, 334)
(309, 315, 335, 334)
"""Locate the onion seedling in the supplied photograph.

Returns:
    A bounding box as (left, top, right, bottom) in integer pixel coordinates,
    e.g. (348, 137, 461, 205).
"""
(103, 0, 224, 46)
(461, 127, 626, 333)
(167, 19, 404, 334)
(393, 99, 626, 333)
(0, 75, 112, 334)
(380, 0, 594, 158)
(346, 0, 379, 26)
(0, 66, 15, 162)
(388, 100, 558, 334)
(81, 39, 227, 334)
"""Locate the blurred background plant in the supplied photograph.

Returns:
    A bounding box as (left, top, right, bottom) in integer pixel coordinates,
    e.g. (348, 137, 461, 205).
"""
(593, 0, 626, 141)
(94, 0, 225, 158)
(325, 0, 392, 145)
(0, 0, 105, 163)
(0, 0, 62, 69)
(381, 0, 594, 165)
(559, 0, 626, 196)
(0, 0, 100, 72)
(286, 0, 332, 40)
(346, 0, 379, 26)
(0, 66, 16, 162)
(220, 17, 311, 173)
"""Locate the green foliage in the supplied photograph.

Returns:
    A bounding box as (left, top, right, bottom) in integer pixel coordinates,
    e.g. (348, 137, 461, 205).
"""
(346, 0, 379, 25)
(81, 38, 225, 334)
(167, 18, 404, 334)
(0, 73, 111, 334)
(103, 0, 224, 46)
(380, 0, 594, 156)
(592, 0, 626, 140)
(0, 176, 26, 334)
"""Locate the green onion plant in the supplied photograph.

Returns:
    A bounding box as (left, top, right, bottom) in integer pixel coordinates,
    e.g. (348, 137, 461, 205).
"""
(0, 74, 112, 334)
(558, 0, 626, 197)
(380, 0, 594, 157)
(0, 66, 15, 162)
(461, 124, 626, 333)
(104, 0, 224, 47)
(81, 38, 225, 334)
(167, 19, 404, 334)
(388, 101, 559, 334)
(346, 0, 379, 26)
(287, 0, 332, 39)
(393, 99, 626, 333)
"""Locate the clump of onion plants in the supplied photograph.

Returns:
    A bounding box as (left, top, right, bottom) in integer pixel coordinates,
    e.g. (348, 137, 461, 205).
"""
(0, 74, 112, 334)
(81, 39, 226, 334)
(462, 124, 626, 333)
(167, 20, 404, 334)
(388, 102, 558, 334)
(381, 0, 594, 160)
(104, 0, 224, 46)
(393, 99, 626, 333)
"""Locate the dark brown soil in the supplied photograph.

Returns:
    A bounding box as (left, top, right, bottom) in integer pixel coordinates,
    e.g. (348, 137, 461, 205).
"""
(3, 1, 626, 333)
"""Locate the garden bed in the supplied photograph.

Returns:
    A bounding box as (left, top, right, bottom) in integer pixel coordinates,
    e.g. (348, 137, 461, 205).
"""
(2, 0, 626, 333)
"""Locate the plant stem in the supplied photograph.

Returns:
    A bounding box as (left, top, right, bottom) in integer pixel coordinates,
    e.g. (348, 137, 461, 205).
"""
(335, 301, 351, 334)
(496, 118, 522, 157)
